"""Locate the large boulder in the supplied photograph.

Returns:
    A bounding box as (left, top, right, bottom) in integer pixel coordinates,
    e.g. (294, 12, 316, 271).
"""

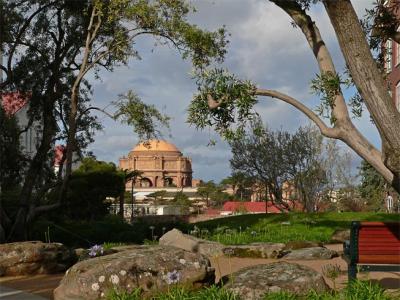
(282, 247, 338, 260)
(330, 229, 350, 243)
(283, 241, 323, 250)
(54, 245, 215, 300)
(159, 229, 225, 257)
(224, 262, 329, 300)
(222, 243, 285, 259)
(0, 241, 76, 276)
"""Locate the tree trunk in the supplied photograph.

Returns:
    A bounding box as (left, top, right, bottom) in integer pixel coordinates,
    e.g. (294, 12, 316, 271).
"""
(323, 0, 400, 192)
(8, 92, 57, 241)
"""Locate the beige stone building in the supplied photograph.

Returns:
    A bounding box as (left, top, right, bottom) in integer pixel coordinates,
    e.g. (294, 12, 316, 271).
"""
(119, 140, 193, 188)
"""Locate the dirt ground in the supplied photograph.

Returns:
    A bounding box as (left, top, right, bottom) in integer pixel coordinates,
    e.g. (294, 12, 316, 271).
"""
(0, 244, 399, 299)
(210, 244, 400, 291)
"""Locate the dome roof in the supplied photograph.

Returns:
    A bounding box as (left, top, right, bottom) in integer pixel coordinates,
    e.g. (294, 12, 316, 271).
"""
(132, 140, 181, 153)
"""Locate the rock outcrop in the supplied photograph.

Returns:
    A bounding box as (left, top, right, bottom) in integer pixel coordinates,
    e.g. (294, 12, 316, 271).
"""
(159, 228, 224, 257)
(54, 245, 215, 300)
(0, 241, 75, 276)
(224, 262, 329, 300)
(222, 243, 285, 259)
(330, 229, 350, 243)
(282, 247, 338, 260)
(283, 241, 323, 250)
(159, 229, 285, 259)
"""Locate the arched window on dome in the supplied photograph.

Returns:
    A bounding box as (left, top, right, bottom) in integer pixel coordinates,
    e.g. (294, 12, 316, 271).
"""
(164, 177, 173, 187)
(140, 178, 152, 188)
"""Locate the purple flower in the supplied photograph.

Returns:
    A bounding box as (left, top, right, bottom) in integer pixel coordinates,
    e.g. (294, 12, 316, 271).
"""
(88, 244, 104, 257)
(166, 270, 180, 284)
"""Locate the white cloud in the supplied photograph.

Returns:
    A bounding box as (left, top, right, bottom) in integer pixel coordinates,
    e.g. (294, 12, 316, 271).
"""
(88, 0, 378, 181)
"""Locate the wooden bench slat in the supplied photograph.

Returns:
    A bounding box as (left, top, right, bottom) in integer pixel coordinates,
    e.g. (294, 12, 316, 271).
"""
(358, 255, 400, 264)
(359, 245, 400, 251)
(359, 231, 399, 236)
(359, 250, 400, 255)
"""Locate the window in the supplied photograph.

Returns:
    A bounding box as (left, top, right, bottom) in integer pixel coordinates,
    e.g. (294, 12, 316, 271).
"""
(396, 82, 400, 112)
(397, 26, 400, 66)
(386, 40, 392, 72)
(397, 41, 400, 67)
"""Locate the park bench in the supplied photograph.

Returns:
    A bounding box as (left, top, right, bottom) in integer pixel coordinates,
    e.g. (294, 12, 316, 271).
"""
(343, 221, 400, 280)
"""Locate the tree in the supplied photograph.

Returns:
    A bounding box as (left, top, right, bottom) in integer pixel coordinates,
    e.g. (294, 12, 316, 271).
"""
(286, 125, 328, 212)
(220, 173, 254, 201)
(230, 120, 328, 212)
(148, 190, 168, 205)
(188, 0, 400, 194)
(1, 0, 226, 241)
(119, 169, 142, 218)
(49, 157, 125, 221)
(230, 119, 291, 208)
(196, 181, 217, 206)
(359, 160, 387, 211)
(173, 191, 191, 214)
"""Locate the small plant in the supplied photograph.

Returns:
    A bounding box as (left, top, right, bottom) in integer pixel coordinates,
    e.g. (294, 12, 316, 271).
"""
(88, 244, 104, 257)
(166, 270, 181, 285)
(102, 242, 127, 250)
(107, 287, 142, 300)
(264, 291, 298, 300)
(345, 280, 392, 300)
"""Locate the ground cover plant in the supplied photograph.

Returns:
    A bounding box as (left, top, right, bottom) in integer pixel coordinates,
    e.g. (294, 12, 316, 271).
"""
(190, 212, 399, 244)
(106, 280, 396, 300)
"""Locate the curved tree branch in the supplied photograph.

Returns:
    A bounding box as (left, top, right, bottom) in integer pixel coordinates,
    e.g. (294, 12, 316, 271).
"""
(254, 89, 340, 139)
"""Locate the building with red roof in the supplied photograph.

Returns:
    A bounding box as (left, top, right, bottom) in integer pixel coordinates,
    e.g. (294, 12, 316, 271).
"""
(1, 91, 41, 156)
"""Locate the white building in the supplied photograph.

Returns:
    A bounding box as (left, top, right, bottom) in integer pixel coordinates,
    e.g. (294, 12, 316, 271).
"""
(110, 203, 188, 220)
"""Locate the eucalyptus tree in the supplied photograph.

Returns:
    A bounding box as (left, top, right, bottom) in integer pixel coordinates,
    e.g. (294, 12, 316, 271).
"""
(0, 0, 226, 241)
(188, 0, 400, 194)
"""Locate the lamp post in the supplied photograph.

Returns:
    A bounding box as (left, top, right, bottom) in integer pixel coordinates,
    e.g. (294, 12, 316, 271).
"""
(130, 178, 135, 223)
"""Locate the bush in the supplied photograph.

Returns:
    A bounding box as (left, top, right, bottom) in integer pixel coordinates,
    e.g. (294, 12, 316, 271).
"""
(30, 215, 189, 248)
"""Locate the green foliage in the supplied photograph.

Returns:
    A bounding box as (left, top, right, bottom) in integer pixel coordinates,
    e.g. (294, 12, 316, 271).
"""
(59, 158, 125, 220)
(0, 106, 25, 190)
(106, 285, 238, 300)
(113, 91, 171, 140)
(148, 190, 168, 204)
(190, 212, 399, 245)
(173, 191, 191, 207)
(1, 0, 228, 241)
(188, 69, 257, 142)
(344, 280, 392, 300)
(197, 180, 231, 207)
(358, 160, 387, 211)
(31, 215, 189, 247)
(220, 173, 254, 201)
(310, 71, 342, 124)
(106, 280, 394, 300)
(264, 291, 298, 300)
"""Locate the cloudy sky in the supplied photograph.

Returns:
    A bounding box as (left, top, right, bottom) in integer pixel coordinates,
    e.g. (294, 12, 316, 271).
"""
(89, 0, 378, 182)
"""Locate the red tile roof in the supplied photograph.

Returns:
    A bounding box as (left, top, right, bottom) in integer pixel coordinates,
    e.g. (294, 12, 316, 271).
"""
(54, 145, 66, 166)
(222, 201, 287, 214)
(1, 92, 30, 116)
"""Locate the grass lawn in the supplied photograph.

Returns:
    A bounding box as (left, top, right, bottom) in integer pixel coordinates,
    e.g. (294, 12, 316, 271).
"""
(190, 212, 399, 244)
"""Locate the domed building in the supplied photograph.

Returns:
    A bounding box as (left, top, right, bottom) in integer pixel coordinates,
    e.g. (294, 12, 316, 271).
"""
(119, 140, 193, 188)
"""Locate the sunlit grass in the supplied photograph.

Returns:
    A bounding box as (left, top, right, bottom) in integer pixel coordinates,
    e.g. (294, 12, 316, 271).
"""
(190, 212, 398, 244)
